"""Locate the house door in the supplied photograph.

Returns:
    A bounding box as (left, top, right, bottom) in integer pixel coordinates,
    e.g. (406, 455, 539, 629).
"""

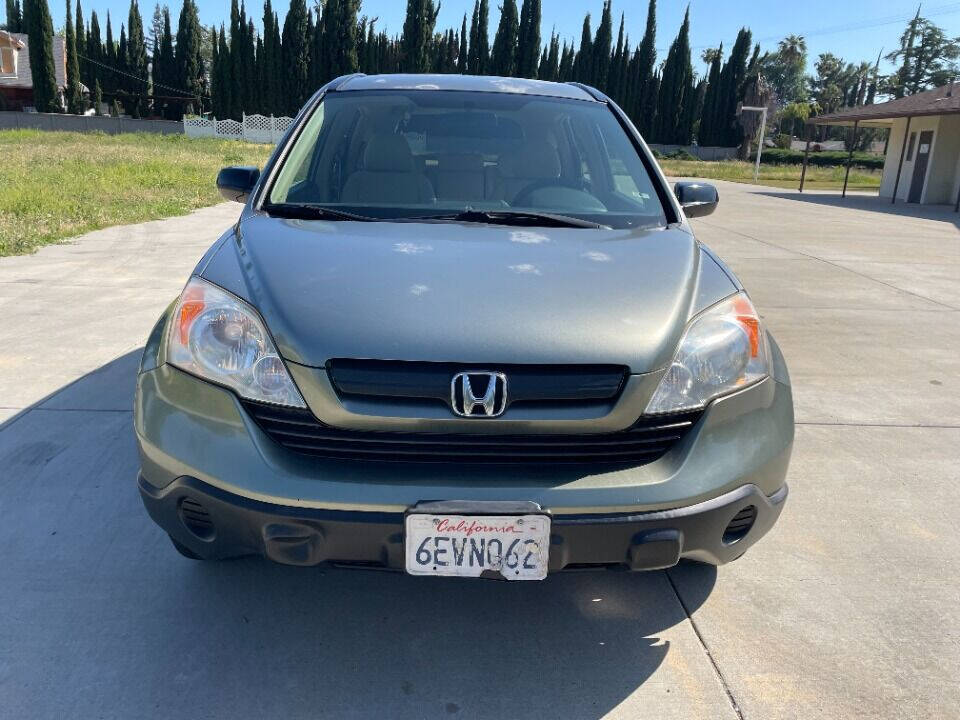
(908, 130, 934, 203)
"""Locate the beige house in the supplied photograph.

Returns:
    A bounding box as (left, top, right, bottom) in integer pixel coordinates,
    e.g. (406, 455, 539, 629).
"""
(0, 30, 67, 111)
(812, 84, 960, 207)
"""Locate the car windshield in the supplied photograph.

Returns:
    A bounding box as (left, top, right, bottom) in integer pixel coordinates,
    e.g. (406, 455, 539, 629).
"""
(266, 89, 667, 229)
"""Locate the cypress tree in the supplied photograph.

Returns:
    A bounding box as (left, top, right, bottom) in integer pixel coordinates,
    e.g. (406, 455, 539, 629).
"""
(104, 11, 115, 100)
(175, 0, 203, 115)
(515, 0, 539, 78)
(255, 32, 264, 112)
(457, 14, 467, 72)
(209, 25, 220, 116)
(261, 0, 276, 112)
(156, 7, 174, 118)
(633, 0, 656, 136)
(573, 14, 592, 84)
(490, 0, 518, 76)
(591, 0, 612, 91)
(281, 0, 310, 114)
(467, 0, 488, 74)
(558, 40, 574, 81)
(118, 24, 127, 110)
(214, 23, 230, 117)
(74, 0, 85, 78)
(401, 0, 438, 73)
(228, 0, 242, 119)
(653, 6, 693, 144)
(25, 0, 60, 112)
(64, 0, 83, 113)
(126, 0, 147, 117)
(717, 28, 751, 146)
(608, 13, 624, 101)
(5, 0, 22, 33)
(86, 10, 102, 97)
(93, 78, 101, 113)
(697, 43, 722, 146)
(544, 31, 560, 81)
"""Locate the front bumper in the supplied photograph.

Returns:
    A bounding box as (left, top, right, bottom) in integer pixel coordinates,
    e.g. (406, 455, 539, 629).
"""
(140, 474, 788, 570)
(136, 356, 793, 571)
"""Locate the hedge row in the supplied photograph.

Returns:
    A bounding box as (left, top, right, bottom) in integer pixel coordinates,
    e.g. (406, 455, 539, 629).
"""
(754, 148, 884, 169)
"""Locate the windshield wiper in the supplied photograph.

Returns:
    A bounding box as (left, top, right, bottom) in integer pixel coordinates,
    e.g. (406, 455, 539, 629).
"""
(405, 209, 609, 229)
(263, 203, 378, 222)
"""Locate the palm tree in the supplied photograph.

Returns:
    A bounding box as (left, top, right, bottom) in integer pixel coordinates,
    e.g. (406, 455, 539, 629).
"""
(778, 34, 806, 66)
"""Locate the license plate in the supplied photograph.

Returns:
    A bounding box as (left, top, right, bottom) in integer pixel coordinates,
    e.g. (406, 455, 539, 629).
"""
(405, 514, 551, 580)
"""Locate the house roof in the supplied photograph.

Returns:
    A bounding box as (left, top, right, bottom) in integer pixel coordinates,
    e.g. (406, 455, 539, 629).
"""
(812, 83, 960, 127)
(0, 32, 67, 91)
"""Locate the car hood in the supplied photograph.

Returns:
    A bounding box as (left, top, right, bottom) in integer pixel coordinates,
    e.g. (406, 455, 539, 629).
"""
(201, 215, 728, 373)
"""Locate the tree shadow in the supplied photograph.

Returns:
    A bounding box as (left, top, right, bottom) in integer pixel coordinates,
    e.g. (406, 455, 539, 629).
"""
(0, 349, 718, 719)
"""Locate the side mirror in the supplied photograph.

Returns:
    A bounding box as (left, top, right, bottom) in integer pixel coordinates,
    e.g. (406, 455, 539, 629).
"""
(674, 181, 719, 218)
(217, 166, 260, 203)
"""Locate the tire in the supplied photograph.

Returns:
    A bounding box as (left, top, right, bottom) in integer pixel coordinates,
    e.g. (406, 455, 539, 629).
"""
(169, 535, 205, 560)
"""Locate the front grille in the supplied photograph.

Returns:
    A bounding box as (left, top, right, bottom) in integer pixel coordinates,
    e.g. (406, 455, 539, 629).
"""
(242, 401, 701, 465)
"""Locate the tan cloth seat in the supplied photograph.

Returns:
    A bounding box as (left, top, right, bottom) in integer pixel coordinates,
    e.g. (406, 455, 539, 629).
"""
(341, 135, 436, 204)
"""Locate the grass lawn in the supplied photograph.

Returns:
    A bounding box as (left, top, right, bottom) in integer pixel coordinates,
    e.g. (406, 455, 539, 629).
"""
(658, 158, 883, 191)
(0, 130, 273, 256)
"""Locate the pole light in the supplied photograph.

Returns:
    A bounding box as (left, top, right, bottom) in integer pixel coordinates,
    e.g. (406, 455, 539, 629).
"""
(738, 104, 769, 181)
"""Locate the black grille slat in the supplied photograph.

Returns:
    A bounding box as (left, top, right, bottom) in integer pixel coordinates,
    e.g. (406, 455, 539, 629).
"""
(243, 401, 700, 465)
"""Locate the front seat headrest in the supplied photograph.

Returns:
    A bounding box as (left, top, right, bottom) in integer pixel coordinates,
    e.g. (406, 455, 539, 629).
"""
(364, 135, 415, 173)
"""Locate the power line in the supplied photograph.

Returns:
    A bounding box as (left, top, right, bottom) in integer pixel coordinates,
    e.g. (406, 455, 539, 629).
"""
(77, 52, 209, 99)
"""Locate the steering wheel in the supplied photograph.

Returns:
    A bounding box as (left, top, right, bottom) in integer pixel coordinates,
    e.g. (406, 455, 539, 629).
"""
(511, 179, 591, 207)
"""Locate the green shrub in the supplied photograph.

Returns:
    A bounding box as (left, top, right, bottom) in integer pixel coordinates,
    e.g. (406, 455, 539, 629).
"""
(774, 133, 792, 149)
(753, 147, 884, 169)
(668, 149, 697, 161)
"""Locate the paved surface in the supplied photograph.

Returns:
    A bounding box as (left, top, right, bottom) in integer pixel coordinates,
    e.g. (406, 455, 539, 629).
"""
(1, 183, 958, 719)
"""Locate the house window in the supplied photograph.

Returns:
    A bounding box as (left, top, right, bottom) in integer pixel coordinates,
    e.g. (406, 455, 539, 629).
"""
(906, 132, 917, 161)
(0, 46, 17, 78)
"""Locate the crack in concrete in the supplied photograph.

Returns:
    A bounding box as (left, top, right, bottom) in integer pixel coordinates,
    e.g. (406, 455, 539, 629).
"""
(664, 569, 746, 720)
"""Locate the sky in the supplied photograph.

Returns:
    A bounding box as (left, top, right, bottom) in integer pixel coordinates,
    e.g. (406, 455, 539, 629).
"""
(31, 0, 960, 77)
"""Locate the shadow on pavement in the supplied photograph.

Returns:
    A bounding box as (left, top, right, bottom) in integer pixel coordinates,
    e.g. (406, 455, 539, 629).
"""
(754, 189, 960, 225)
(0, 350, 717, 718)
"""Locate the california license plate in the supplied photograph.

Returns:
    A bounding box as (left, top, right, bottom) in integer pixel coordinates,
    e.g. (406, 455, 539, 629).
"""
(404, 514, 551, 580)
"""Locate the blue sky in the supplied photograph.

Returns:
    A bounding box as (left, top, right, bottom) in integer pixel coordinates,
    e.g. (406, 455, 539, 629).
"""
(33, 0, 960, 77)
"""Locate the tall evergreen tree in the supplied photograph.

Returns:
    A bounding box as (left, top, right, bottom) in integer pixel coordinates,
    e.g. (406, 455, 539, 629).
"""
(457, 14, 467, 71)
(125, 0, 147, 117)
(558, 39, 574, 80)
(261, 0, 277, 112)
(608, 13, 625, 101)
(633, 0, 656, 136)
(155, 7, 174, 117)
(104, 10, 116, 98)
(653, 6, 694, 144)
(401, 0, 438, 73)
(86, 10, 102, 98)
(74, 1, 85, 74)
(717, 27, 752, 146)
(697, 42, 723, 146)
(467, 0, 488, 74)
(25, 0, 61, 111)
(227, 0, 242, 118)
(539, 31, 559, 81)
(490, 0, 518, 76)
(64, 0, 83, 112)
(572, 13, 592, 83)
(280, 0, 310, 114)
(175, 0, 203, 115)
(515, 0, 539, 78)
(5, 0, 22, 33)
(591, 0, 612, 91)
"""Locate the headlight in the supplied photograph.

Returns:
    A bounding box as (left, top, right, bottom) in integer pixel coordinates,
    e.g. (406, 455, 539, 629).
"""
(166, 277, 306, 407)
(645, 292, 770, 415)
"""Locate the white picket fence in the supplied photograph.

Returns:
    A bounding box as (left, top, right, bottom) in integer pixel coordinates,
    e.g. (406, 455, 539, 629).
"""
(183, 113, 295, 143)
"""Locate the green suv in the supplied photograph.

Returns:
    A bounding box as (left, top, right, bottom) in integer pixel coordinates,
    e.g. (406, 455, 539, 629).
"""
(136, 74, 793, 580)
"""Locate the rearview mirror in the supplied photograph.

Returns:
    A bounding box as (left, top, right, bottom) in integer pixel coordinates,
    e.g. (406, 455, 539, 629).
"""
(674, 182, 719, 218)
(217, 166, 260, 203)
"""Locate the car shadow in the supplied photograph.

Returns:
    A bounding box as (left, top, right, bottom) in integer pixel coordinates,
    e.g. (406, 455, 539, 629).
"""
(0, 350, 718, 719)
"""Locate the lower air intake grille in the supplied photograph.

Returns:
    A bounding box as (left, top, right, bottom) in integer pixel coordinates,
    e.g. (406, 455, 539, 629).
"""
(723, 505, 757, 544)
(179, 498, 215, 540)
(242, 401, 701, 465)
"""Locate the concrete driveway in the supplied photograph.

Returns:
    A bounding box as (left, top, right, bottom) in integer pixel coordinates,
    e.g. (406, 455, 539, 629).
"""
(1, 182, 957, 719)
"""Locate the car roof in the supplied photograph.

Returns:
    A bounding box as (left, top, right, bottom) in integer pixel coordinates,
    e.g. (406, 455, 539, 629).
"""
(335, 74, 599, 101)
